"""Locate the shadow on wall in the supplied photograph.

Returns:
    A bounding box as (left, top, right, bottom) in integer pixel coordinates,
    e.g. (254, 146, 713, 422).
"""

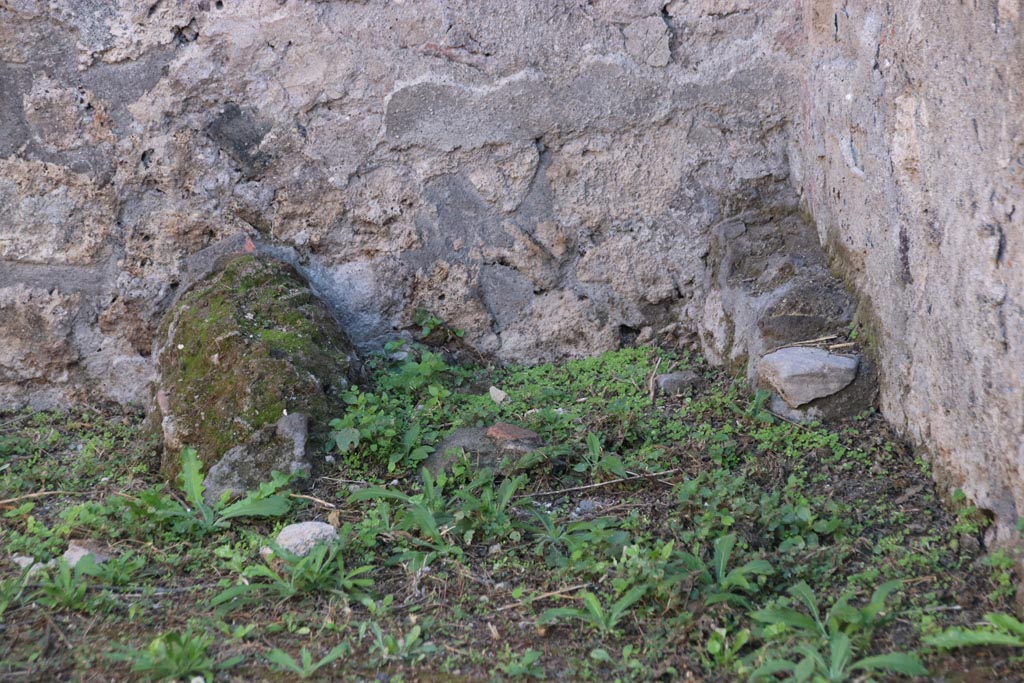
(698, 207, 877, 423)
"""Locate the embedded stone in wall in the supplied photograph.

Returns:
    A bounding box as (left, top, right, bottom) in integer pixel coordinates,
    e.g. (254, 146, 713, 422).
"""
(0, 284, 80, 403)
(623, 16, 671, 68)
(0, 158, 115, 265)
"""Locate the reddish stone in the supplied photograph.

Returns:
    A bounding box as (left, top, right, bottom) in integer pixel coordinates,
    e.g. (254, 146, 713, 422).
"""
(485, 422, 540, 443)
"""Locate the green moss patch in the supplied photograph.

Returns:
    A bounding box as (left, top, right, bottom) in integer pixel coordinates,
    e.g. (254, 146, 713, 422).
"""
(154, 255, 356, 478)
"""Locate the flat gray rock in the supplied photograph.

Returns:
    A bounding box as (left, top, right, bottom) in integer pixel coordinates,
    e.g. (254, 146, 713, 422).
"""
(758, 347, 858, 408)
(12, 554, 52, 577)
(274, 521, 338, 557)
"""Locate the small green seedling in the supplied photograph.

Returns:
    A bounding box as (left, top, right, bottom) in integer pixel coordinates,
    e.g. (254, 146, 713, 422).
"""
(265, 643, 350, 679)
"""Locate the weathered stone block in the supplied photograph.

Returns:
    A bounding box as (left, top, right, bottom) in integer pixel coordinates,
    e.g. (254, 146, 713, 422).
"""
(152, 255, 359, 493)
(0, 284, 79, 387)
(0, 159, 115, 265)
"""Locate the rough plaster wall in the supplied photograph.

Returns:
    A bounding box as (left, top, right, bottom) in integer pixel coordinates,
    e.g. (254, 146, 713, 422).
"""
(793, 0, 1024, 541)
(0, 0, 799, 407)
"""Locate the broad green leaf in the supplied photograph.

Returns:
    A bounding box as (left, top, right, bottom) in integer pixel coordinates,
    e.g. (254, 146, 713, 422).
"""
(750, 659, 795, 680)
(318, 643, 350, 668)
(217, 494, 291, 521)
(924, 628, 1024, 649)
(793, 644, 827, 671)
(211, 583, 260, 607)
(986, 612, 1024, 638)
(828, 632, 852, 679)
(852, 652, 928, 675)
(538, 607, 587, 624)
(334, 427, 361, 453)
(794, 655, 815, 682)
(788, 582, 820, 620)
(721, 572, 751, 592)
(179, 447, 207, 511)
(864, 579, 903, 619)
(827, 600, 861, 630)
(741, 559, 773, 576)
(266, 649, 303, 674)
(581, 592, 605, 622)
(750, 606, 819, 634)
(705, 592, 752, 609)
(348, 487, 412, 503)
(244, 564, 283, 581)
(218, 654, 244, 671)
(408, 505, 443, 543)
(612, 585, 648, 616)
(601, 454, 628, 478)
(713, 533, 737, 583)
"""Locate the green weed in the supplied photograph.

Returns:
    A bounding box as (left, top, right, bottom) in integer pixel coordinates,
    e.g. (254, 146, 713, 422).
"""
(107, 624, 241, 682)
(924, 612, 1024, 649)
(499, 647, 545, 678)
(539, 586, 648, 636)
(130, 448, 291, 537)
(213, 535, 374, 610)
(365, 621, 437, 663)
(751, 581, 925, 681)
(265, 643, 351, 678)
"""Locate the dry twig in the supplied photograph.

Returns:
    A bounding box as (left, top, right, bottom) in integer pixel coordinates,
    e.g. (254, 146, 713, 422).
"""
(289, 493, 338, 509)
(496, 583, 590, 611)
(0, 490, 84, 507)
(514, 468, 683, 500)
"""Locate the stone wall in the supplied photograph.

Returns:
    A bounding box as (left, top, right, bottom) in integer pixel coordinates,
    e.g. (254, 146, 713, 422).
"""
(792, 0, 1024, 544)
(1, 2, 1022, 540)
(1, 0, 799, 406)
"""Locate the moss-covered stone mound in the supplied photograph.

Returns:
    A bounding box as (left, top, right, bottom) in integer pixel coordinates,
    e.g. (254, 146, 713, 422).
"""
(152, 255, 358, 497)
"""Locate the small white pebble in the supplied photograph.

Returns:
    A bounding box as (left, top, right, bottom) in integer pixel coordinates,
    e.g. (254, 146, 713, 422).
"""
(176, 344, 184, 350)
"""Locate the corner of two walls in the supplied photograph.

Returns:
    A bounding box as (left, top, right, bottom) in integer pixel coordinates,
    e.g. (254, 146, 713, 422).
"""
(790, 0, 1024, 548)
